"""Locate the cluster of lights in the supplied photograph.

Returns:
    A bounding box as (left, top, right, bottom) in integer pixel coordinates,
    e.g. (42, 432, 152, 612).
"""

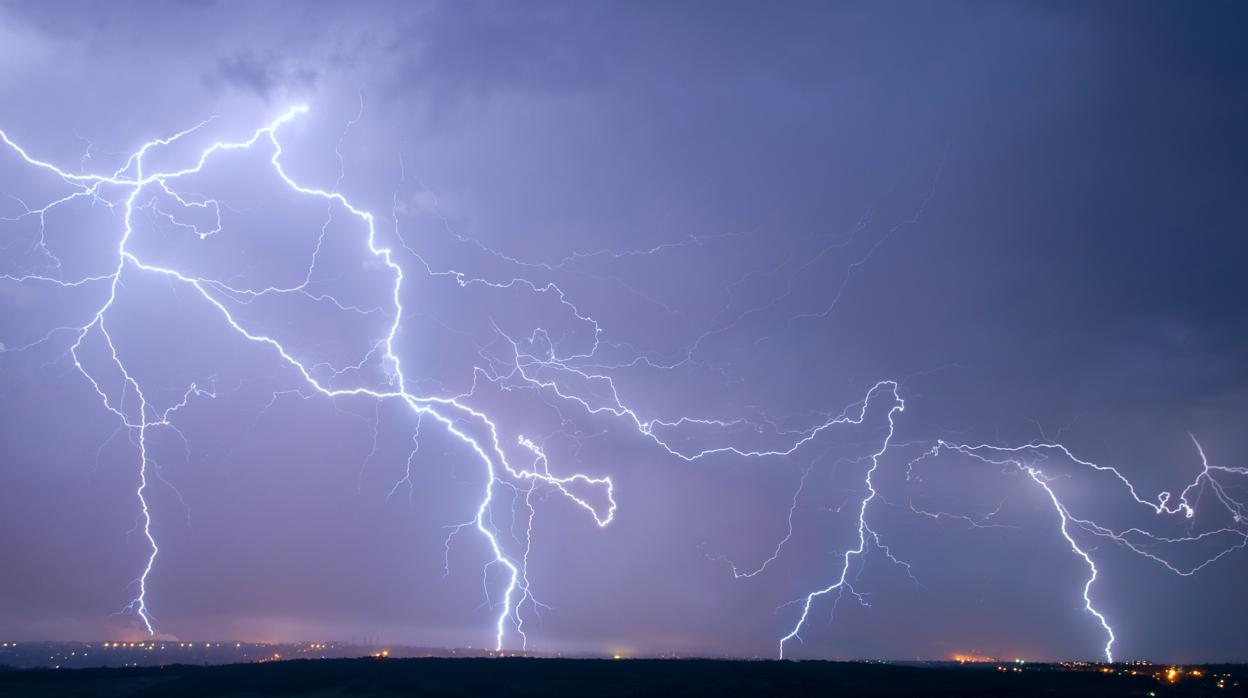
(1159, 666, 1210, 684)
(950, 652, 1000, 664)
(92, 641, 241, 650)
(1049, 661, 1237, 691)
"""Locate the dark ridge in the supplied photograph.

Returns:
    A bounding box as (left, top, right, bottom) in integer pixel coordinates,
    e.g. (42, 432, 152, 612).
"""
(0, 657, 1240, 698)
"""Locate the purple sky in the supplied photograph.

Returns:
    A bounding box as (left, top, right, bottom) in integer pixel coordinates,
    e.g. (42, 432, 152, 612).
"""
(1, 1, 1246, 663)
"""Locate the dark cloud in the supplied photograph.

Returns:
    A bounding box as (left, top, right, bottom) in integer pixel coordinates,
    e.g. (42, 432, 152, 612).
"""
(208, 51, 319, 98)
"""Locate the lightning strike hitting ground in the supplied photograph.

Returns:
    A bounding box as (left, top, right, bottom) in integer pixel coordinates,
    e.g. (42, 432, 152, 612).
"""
(1, 106, 621, 647)
(911, 438, 1248, 661)
(2, 104, 1245, 659)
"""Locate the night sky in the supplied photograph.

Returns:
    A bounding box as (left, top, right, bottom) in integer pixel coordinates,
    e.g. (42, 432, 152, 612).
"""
(1, 1, 1246, 663)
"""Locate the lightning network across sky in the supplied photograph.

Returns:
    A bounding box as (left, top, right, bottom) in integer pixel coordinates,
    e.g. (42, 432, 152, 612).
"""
(2, 102, 1244, 662)
(2, 0, 1247, 664)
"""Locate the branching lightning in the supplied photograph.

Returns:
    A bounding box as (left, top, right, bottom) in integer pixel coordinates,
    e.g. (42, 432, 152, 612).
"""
(908, 437, 1248, 661)
(2, 104, 1245, 660)
(1, 106, 623, 646)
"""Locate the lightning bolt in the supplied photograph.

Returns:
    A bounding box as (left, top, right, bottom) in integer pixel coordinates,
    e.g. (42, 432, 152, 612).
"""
(775, 385, 904, 659)
(908, 437, 1247, 661)
(2, 103, 1244, 661)
(0, 106, 617, 646)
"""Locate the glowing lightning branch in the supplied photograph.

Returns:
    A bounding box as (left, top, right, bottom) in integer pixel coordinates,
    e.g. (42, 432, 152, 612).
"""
(775, 385, 904, 659)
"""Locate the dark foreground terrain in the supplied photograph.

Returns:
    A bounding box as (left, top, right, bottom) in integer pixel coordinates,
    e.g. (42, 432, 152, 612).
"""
(0, 657, 1241, 697)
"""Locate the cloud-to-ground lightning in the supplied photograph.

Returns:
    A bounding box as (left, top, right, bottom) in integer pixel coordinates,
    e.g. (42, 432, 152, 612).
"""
(905, 437, 1248, 661)
(1, 106, 621, 646)
(775, 383, 904, 659)
(2, 103, 1246, 660)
